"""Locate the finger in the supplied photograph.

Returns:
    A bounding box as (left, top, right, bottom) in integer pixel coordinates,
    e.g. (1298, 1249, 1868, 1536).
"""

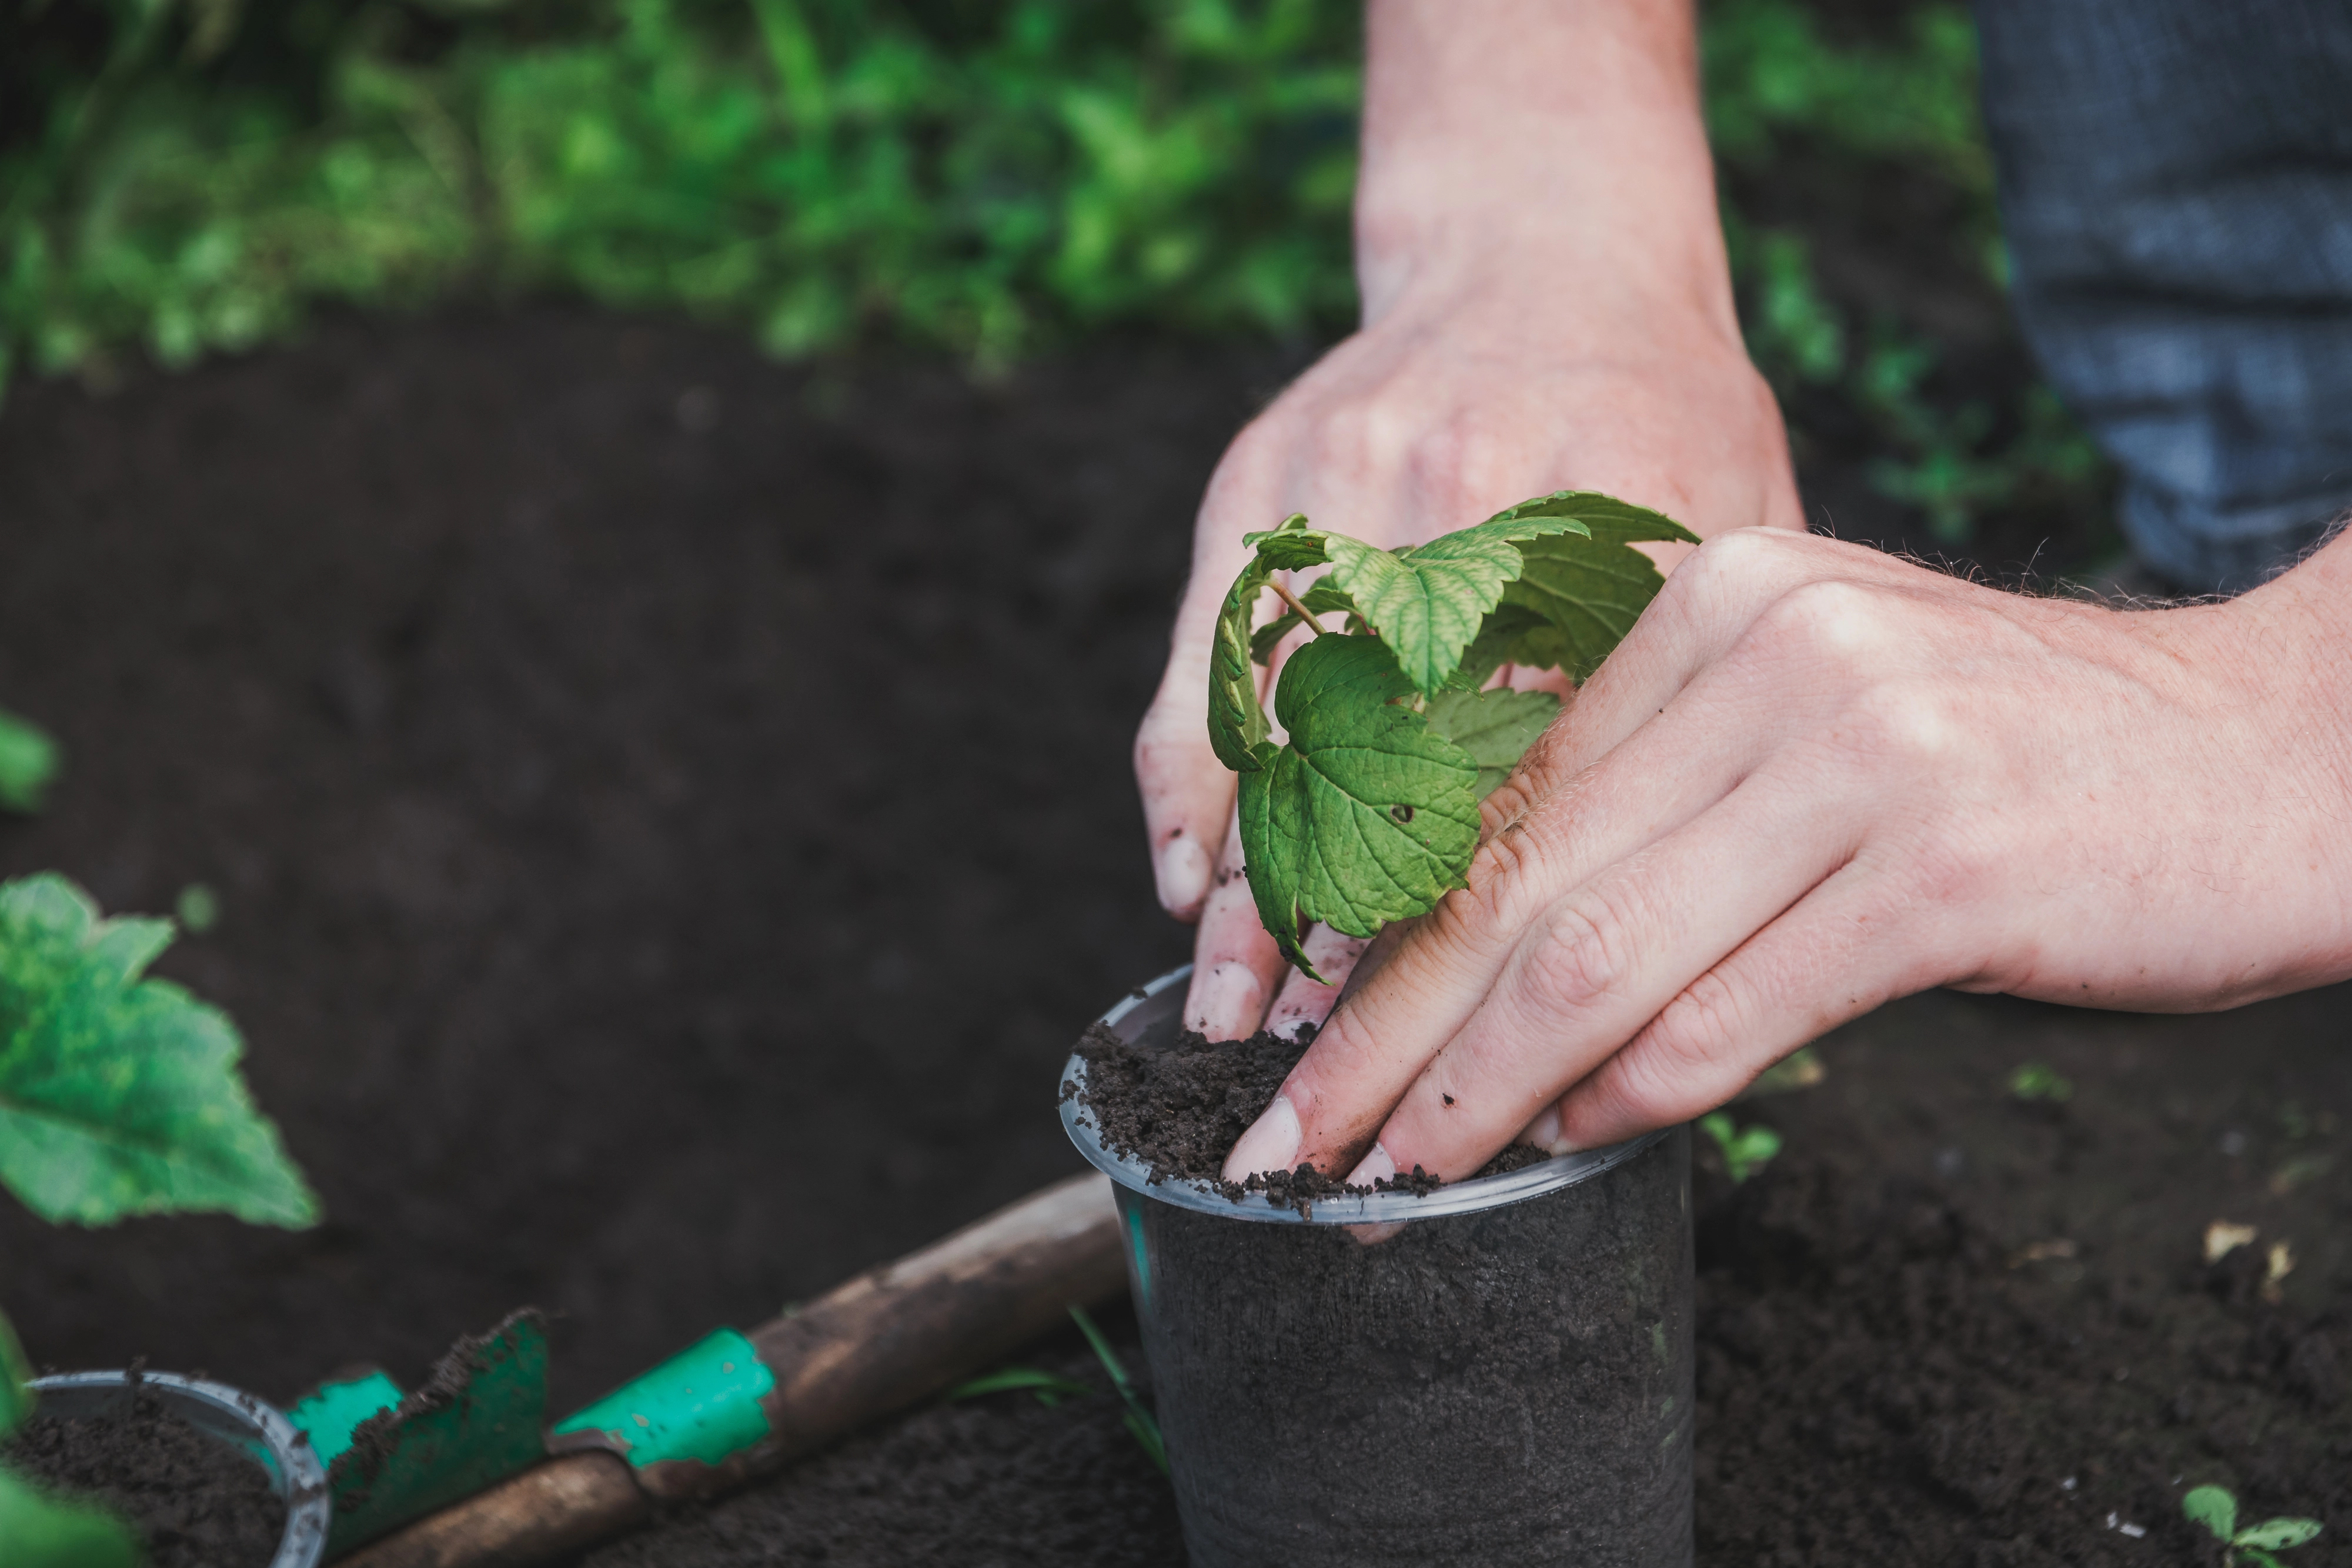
(1136, 434, 1294, 920)
(1541, 857, 1935, 1151)
(1220, 657, 1790, 1182)
(1264, 926, 1370, 1041)
(1181, 802, 1294, 1040)
(1361, 759, 1865, 1182)
(1508, 531, 1922, 803)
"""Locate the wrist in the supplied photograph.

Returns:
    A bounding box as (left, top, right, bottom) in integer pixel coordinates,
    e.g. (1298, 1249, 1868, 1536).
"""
(1354, 0, 1733, 339)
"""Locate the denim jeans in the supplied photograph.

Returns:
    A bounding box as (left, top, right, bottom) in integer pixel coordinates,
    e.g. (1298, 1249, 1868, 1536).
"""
(1973, 0, 2352, 591)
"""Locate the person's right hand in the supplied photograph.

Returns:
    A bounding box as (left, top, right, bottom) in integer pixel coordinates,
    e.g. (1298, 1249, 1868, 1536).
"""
(1134, 0, 1808, 1045)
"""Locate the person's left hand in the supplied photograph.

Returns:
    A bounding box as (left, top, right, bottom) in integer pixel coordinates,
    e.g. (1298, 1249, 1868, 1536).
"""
(1222, 525, 2352, 1186)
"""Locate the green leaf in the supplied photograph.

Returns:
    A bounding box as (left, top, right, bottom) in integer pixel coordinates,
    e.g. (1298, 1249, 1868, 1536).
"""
(1211, 515, 1325, 773)
(948, 1366, 1095, 1406)
(1068, 1306, 1165, 1477)
(1489, 496, 1696, 684)
(1423, 688, 1561, 800)
(1244, 635, 1481, 960)
(1699, 1111, 1783, 1184)
(1248, 583, 1358, 666)
(2007, 1061, 2072, 1102)
(0, 1467, 140, 1568)
(2237, 1519, 2322, 1552)
(0, 708, 61, 815)
(1322, 513, 1591, 696)
(2184, 1485, 2239, 1542)
(0, 874, 319, 1228)
(1, 1310, 33, 1438)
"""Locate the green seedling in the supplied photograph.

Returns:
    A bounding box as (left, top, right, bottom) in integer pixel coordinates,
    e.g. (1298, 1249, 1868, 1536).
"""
(2183, 1484, 2323, 1567)
(0, 872, 316, 1563)
(0, 708, 60, 814)
(2008, 1062, 2073, 1102)
(1068, 1306, 1167, 1476)
(1208, 490, 1697, 974)
(947, 1366, 1096, 1409)
(1699, 1112, 1783, 1184)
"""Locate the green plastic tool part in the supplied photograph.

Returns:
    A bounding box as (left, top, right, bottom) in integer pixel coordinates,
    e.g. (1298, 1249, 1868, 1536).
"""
(551, 1327, 774, 1470)
(319, 1310, 552, 1557)
(287, 1368, 403, 1470)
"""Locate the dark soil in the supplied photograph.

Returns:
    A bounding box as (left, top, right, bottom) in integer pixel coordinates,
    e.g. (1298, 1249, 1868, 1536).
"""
(1, 306, 2341, 1567)
(4, 1383, 287, 1567)
(1071, 1021, 1544, 1200)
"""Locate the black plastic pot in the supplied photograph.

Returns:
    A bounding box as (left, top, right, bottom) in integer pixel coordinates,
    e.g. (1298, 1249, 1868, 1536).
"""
(1063, 967, 1694, 1568)
(27, 1370, 332, 1568)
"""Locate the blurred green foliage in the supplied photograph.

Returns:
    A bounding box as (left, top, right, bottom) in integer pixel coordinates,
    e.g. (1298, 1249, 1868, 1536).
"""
(0, 0, 2104, 546)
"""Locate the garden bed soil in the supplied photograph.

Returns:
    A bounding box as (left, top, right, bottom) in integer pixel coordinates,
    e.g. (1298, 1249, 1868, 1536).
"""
(0, 310, 2341, 1566)
(4, 1382, 286, 1568)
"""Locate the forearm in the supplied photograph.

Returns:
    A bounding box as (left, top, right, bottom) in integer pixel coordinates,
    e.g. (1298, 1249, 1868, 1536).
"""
(1357, 0, 1734, 340)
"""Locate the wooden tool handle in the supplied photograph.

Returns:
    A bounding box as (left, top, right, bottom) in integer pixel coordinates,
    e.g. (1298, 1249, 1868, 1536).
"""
(341, 1171, 1124, 1568)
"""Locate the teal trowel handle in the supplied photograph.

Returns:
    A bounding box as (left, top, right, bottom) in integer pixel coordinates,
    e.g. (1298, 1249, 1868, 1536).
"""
(342, 1172, 1123, 1567)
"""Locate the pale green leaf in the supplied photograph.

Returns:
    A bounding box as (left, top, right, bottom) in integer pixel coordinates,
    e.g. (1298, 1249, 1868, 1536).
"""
(0, 708, 61, 815)
(0, 1467, 140, 1568)
(2237, 1519, 2322, 1551)
(1323, 512, 1591, 696)
(1247, 635, 1480, 950)
(1208, 554, 1275, 772)
(1423, 688, 1559, 799)
(2184, 1486, 2239, 1542)
(0, 874, 319, 1228)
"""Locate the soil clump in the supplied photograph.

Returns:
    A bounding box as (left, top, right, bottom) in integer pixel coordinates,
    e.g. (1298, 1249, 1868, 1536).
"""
(1073, 1021, 1544, 1199)
(4, 1382, 287, 1567)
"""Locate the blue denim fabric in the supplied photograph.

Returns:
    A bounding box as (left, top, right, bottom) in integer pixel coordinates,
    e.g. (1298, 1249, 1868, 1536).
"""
(1973, 1, 2352, 591)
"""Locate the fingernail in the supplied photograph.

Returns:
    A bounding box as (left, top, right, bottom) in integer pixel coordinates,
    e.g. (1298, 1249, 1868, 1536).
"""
(1524, 1105, 1573, 1155)
(1154, 834, 1213, 914)
(1188, 960, 1264, 1041)
(1344, 1141, 1397, 1188)
(1222, 1094, 1301, 1183)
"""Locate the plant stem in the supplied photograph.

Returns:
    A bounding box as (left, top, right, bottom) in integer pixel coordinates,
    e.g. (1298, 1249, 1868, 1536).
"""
(1268, 577, 1324, 637)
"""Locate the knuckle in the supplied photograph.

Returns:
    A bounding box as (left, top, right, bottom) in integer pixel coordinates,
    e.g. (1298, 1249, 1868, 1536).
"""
(1522, 897, 1633, 1019)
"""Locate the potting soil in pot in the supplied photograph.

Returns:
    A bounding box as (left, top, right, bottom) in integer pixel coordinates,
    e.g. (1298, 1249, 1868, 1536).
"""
(1073, 1022, 1550, 1199)
(4, 1383, 286, 1567)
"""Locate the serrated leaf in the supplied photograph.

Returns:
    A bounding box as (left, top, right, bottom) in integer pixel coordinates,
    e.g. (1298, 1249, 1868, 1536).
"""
(2184, 1486, 2239, 1542)
(1243, 635, 1479, 955)
(0, 874, 319, 1228)
(1484, 492, 1700, 682)
(1424, 688, 1559, 799)
(1, 1310, 32, 1437)
(1208, 554, 1275, 773)
(2237, 1519, 2322, 1551)
(0, 1467, 140, 1568)
(1238, 511, 1328, 571)
(0, 708, 61, 814)
(1322, 513, 1591, 696)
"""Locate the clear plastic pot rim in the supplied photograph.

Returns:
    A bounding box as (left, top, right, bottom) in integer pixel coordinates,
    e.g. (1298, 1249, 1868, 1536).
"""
(29, 1369, 332, 1568)
(1063, 964, 1671, 1226)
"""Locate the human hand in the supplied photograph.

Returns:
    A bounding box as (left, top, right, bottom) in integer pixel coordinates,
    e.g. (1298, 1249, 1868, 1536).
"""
(1135, 0, 1805, 1042)
(1220, 527, 2352, 1186)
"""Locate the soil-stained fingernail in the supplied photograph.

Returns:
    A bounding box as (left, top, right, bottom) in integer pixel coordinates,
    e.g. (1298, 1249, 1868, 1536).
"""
(1221, 1094, 1301, 1183)
(1188, 960, 1264, 1041)
(1344, 1142, 1397, 1188)
(1154, 834, 1213, 914)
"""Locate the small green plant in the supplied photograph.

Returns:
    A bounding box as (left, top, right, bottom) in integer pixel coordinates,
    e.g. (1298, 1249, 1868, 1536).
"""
(1069, 1306, 1166, 1476)
(0, 710, 61, 815)
(2007, 1061, 2073, 1102)
(2183, 1485, 2323, 1567)
(1208, 490, 1696, 974)
(1699, 1112, 1784, 1184)
(0, 871, 318, 1560)
(947, 1365, 1095, 1409)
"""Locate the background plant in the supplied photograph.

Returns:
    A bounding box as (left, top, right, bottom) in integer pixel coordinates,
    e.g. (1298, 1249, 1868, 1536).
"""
(2, 0, 2109, 559)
